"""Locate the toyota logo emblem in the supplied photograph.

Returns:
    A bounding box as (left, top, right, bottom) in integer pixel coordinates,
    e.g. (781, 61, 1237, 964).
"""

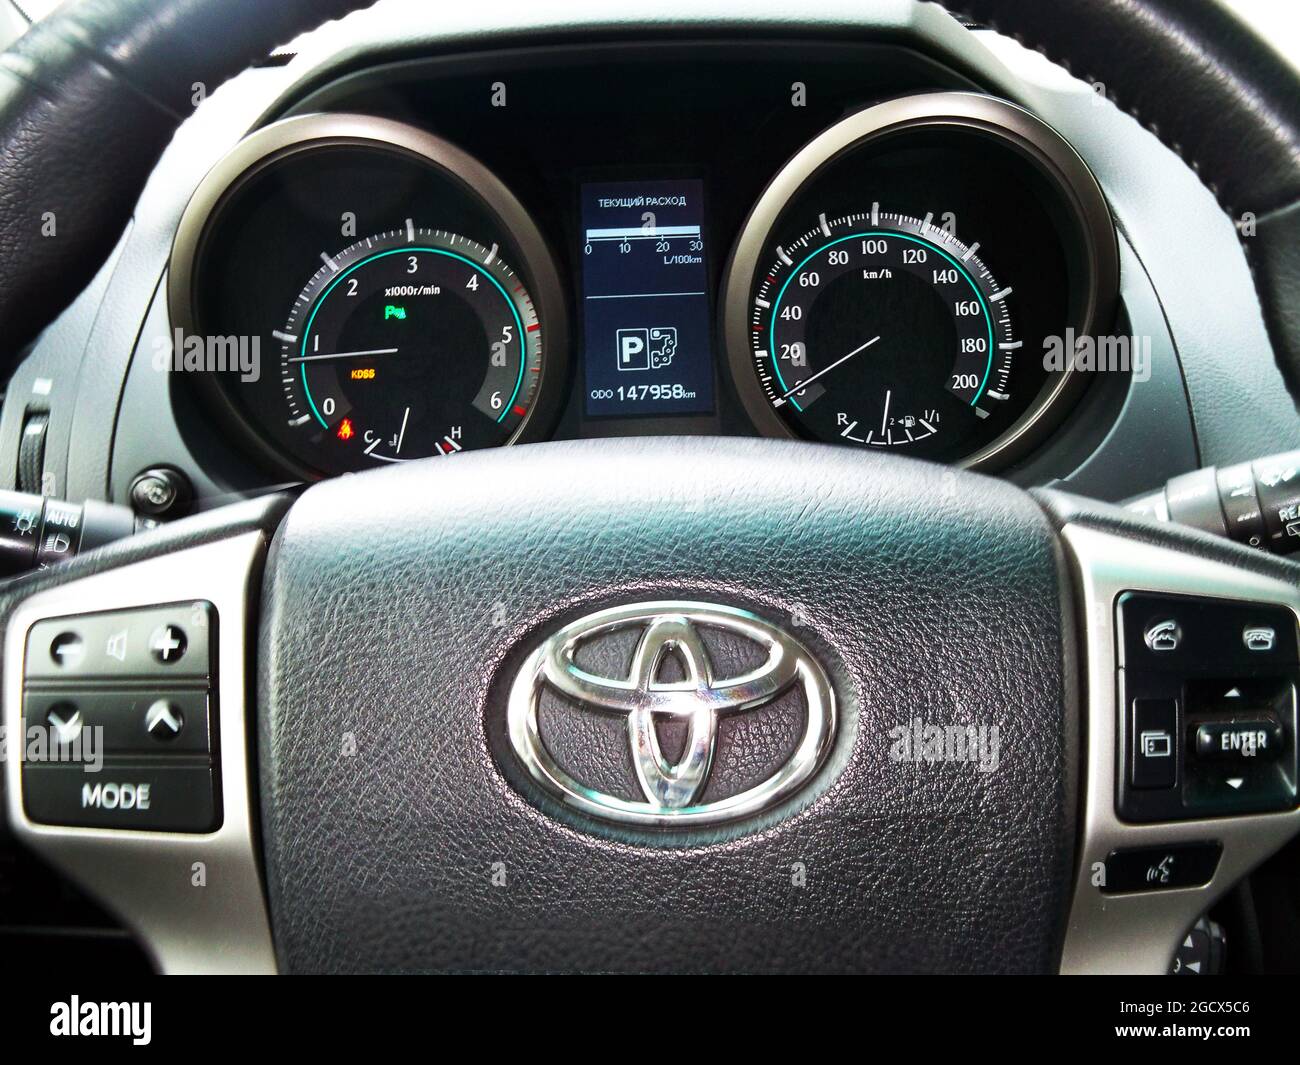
(506, 602, 836, 826)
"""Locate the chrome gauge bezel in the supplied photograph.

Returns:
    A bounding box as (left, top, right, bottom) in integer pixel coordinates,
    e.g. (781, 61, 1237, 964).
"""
(167, 113, 569, 481)
(721, 91, 1120, 471)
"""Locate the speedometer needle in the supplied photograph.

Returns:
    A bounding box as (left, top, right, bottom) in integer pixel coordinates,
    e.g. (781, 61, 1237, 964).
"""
(288, 347, 399, 363)
(773, 336, 881, 405)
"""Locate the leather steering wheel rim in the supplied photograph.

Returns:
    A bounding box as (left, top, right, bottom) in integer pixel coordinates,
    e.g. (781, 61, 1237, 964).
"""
(945, 0, 1300, 406)
(0, 0, 367, 359)
(0, 0, 1297, 394)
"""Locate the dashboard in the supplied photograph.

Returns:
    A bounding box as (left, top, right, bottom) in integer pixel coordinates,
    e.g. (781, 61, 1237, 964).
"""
(161, 44, 1120, 488)
(4, 26, 1295, 517)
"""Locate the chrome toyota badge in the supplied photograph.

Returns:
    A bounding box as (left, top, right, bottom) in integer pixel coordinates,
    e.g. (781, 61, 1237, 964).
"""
(506, 602, 836, 826)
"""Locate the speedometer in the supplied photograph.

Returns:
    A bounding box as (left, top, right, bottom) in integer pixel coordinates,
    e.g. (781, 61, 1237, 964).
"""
(753, 210, 1017, 457)
(723, 92, 1119, 469)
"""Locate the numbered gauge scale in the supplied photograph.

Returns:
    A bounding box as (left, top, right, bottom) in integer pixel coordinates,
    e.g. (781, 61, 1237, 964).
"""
(277, 228, 543, 471)
(168, 114, 568, 482)
(723, 93, 1120, 469)
(751, 209, 1018, 454)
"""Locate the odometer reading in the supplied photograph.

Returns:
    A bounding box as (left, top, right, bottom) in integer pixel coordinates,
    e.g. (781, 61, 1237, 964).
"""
(275, 227, 544, 474)
(750, 210, 1019, 461)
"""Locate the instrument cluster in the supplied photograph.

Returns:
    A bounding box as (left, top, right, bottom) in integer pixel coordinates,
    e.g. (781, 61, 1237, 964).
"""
(170, 77, 1117, 480)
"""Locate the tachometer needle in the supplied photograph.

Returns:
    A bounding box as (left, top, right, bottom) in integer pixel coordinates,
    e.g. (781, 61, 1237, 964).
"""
(395, 407, 410, 454)
(774, 336, 880, 404)
(288, 347, 399, 363)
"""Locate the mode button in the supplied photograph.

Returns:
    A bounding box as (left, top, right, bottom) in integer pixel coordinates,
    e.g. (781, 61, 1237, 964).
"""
(23, 765, 218, 833)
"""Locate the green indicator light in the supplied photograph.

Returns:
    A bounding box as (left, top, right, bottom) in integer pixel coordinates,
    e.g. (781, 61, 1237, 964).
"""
(384, 304, 407, 321)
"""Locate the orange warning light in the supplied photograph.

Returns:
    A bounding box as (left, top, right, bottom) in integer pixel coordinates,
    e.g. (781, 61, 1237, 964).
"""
(336, 418, 355, 441)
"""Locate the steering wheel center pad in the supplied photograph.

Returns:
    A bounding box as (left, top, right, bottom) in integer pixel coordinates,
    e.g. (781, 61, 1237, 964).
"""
(257, 438, 1075, 972)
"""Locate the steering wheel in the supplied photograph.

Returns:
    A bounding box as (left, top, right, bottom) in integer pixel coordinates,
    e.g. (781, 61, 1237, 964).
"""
(1, 0, 1299, 974)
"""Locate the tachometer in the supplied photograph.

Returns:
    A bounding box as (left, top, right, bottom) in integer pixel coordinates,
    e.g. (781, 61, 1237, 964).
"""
(278, 228, 542, 472)
(168, 114, 567, 481)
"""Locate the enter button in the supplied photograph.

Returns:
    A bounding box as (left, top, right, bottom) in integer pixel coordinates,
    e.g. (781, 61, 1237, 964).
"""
(1194, 718, 1284, 762)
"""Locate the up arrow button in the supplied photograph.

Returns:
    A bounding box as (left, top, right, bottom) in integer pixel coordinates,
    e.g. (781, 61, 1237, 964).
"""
(144, 699, 184, 741)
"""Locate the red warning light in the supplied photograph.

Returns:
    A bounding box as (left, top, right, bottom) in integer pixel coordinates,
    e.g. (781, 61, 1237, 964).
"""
(336, 418, 355, 441)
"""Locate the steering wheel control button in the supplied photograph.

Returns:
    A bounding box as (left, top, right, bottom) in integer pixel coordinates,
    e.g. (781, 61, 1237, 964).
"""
(148, 624, 187, 664)
(144, 699, 184, 741)
(1118, 593, 1299, 670)
(22, 690, 211, 756)
(1194, 718, 1283, 762)
(1130, 698, 1177, 789)
(21, 603, 219, 834)
(1117, 593, 1300, 822)
(1100, 842, 1222, 895)
(44, 702, 83, 746)
(1242, 625, 1277, 652)
(20, 603, 220, 837)
(1143, 618, 1181, 653)
(25, 602, 213, 680)
(1179, 678, 1299, 816)
(21, 765, 218, 833)
(48, 630, 84, 668)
